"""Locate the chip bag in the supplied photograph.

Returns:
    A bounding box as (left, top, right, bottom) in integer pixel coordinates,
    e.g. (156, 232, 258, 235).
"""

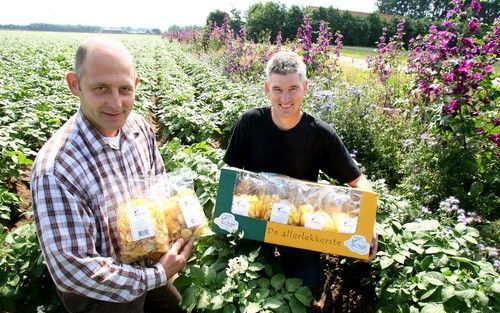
(117, 169, 208, 263)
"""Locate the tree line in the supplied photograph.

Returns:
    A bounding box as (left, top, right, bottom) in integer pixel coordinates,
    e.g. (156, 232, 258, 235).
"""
(197, 0, 497, 47)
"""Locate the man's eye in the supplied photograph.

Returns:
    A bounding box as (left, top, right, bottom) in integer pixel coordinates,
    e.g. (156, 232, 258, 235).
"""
(93, 86, 107, 93)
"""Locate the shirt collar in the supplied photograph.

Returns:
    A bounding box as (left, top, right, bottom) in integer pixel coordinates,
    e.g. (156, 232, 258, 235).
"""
(76, 110, 141, 152)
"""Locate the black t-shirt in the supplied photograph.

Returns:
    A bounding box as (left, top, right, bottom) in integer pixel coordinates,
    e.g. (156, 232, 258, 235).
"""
(223, 107, 361, 183)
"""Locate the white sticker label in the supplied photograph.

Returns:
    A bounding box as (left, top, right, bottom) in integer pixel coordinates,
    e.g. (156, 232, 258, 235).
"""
(337, 217, 358, 234)
(127, 205, 155, 241)
(344, 235, 370, 255)
(178, 196, 205, 228)
(214, 212, 239, 233)
(304, 212, 327, 230)
(231, 196, 250, 217)
(270, 201, 291, 224)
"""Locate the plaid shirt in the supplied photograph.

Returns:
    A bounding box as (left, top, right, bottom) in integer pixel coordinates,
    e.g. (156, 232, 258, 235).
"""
(31, 110, 167, 302)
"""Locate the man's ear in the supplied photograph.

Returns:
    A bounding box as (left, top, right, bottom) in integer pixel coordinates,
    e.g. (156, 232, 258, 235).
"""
(135, 76, 139, 87)
(66, 72, 80, 96)
(303, 79, 309, 92)
(264, 81, 270, 94)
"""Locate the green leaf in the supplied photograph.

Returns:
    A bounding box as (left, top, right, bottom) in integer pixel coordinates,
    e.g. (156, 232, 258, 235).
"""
(248, 248, 260, 262)
(211, 295, 224, 310)
(197, 289, 211, 309)
(380, 256, 394, 269)
(285, 278, 302, 292)
(248, 262, 265, 272)
(289, 296, 306, 313)
(394, 254, 406, 264)
(257, 277, 270, 289)
(423, 272, 445, 286)
(294, 286, 313, 306)
(189, 266, 205, 285)
(245, 302, 261, 313)
(455, 289, 476, 300)
(420, 303, 445, 313)
(271, 274, 285, 290)
(420, 287, 438, 300)
(173, 275, 192, 292)
(425, 247, 441, 254)
(462, 235, 477, 245)
(454, 223, 467, 233)
(180, 286, 199, 311)
(490, 283, 500, 294)
(262, 298, 283, 309)
(441, 286, 455, 302)
(223, 304, 237, 313)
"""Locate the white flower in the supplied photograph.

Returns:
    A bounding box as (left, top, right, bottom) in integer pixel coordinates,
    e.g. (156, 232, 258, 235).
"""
(226, 256, 249, 278)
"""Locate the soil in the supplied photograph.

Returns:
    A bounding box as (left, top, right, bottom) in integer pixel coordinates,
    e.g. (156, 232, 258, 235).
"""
(309, 255, 377, 313)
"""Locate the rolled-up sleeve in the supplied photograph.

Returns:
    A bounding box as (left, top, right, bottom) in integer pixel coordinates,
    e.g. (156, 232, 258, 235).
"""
(32, 173, 167, 302)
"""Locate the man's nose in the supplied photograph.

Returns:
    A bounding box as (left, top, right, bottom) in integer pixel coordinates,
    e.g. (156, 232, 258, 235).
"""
(108, 89, 121, 107)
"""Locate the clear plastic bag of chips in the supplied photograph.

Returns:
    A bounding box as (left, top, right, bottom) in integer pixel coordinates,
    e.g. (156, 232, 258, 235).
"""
(230, 170, 361, 233)
(117, 169, 208, 263)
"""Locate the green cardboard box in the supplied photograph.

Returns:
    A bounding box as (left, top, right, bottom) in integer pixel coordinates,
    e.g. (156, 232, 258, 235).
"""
(213, 167, 378, 260)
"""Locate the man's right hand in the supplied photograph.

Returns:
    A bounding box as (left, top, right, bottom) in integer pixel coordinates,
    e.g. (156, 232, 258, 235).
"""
(159, 237, 195, 279)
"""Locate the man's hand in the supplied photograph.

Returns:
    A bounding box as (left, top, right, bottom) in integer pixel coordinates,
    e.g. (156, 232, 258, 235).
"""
(368, 228, 378, 261)
(159, 237, 195, 279)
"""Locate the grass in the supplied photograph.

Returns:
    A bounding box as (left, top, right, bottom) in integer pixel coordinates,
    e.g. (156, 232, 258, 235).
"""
(341, 46, 378, 59)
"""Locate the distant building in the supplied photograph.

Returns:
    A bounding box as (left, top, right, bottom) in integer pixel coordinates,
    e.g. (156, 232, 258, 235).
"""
(102, 27, 124, 34)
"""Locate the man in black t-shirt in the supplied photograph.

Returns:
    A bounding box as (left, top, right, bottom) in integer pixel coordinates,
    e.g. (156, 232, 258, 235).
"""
(224, 51, 377, 292)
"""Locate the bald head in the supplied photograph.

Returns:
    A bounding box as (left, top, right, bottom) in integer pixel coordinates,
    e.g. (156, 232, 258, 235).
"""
(74, 38, 135, 81)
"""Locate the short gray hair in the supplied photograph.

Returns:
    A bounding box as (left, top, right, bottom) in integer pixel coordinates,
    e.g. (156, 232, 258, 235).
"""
(73, 38, 134, 81)
(265, 51, 307, 81)
(74, 44, 88, 81)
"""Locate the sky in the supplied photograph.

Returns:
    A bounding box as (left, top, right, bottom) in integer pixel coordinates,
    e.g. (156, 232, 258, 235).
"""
(0, 0, 377, 31)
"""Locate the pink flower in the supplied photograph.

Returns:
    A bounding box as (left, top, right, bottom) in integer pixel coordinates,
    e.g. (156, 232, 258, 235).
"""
(471, 0, 482, 13)
(485, 65, 493, 73)
(462, 37, 474, 47)
(473, 73, 483, 81)
(444, 73, 455, 84)
(469, 18, 478, 32)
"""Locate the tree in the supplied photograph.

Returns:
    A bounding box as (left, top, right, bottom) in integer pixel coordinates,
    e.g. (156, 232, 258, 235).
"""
(246, 2, 287, 42)
(229, 9, 244, 34)
(377, 0, 499, 23)
(206, 9, 228, 27)
(282, 5, 304, 42)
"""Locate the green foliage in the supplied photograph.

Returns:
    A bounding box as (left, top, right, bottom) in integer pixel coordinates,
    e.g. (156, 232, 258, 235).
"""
(0, 222, 61, 313)
(373, 181, 500, 313)
(160, 139, 224, 216)
(174, 233, 313, 313)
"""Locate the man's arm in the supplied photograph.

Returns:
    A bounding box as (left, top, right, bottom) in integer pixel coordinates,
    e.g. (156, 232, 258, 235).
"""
(348, 174, 372, 191)
(32, 173, 170, 302)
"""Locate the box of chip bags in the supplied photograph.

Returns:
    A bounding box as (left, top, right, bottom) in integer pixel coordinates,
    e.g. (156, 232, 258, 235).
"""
(117, 168, 208, 263)
(213, 167, 378, 260)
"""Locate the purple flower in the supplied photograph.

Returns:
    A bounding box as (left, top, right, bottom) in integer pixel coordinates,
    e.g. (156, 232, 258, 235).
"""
(489, 133, 500, 146)
(470, 0, 482, 13)
(462, 37, 474, 47)
(445, 99, 461, 114)
(494, 118, 500, 126)
(469, 18, 479, 32)
(442, 20, 453, 28)
(444, 73, 455, 84)
(485, 65, 493, 73)
(477, 127, 485, 135)
(473, 73, 483, 81)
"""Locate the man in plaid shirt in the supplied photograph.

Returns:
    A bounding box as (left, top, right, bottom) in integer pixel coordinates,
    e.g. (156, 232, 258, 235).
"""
(31, 38, 194, 312)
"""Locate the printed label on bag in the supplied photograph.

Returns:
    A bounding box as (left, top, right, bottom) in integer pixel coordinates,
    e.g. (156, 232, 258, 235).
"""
(178, 195, 205, 228)
(231, 196, 250, 216)
(270, 201, 291, 224)
(127, 205, 155, 241)
(304, 212, 327, 230)
(337, 217, 358, 234)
